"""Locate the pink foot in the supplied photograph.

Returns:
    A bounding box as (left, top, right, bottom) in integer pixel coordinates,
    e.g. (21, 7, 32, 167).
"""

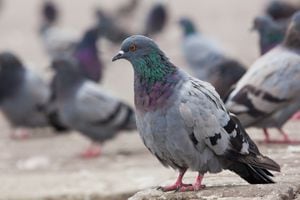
(177, 174, 205, 192)
(257, 128, 300, 145)
(80, 144, 101, 159)
(291, 111, 300, 120)
(10, 129, 31, 140)
(158, 169, 190, 192)
(177, 184, 206, 192)
(158, 183, 192, 192)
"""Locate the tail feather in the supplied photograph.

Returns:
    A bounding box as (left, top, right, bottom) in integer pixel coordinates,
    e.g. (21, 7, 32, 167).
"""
(228, 162, 275, 184)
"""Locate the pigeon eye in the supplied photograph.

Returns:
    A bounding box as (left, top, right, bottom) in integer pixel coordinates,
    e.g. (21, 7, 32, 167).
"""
(129, 44, 137, 52)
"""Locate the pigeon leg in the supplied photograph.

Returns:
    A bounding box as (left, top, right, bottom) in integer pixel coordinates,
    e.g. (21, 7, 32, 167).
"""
(262, 128, 271, 143)
(80, 142, 101, 158)
(260, 128, 300, 144)
(276, 128, 300, 144)
(177, 173, 206, 192)
(291, 111, 300, 120)
(10, 128, 32, 140)
(158, 168, 192, 192)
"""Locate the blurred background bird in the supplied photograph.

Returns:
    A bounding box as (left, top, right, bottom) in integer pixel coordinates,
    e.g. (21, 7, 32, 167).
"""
(143, 0, 168, 37)
(178, 17, 246, 99)
(50, 57, 136, 158)
(0, 52, 50, 139)
(225, 11, 300, 144)
(252, 15, 286, 55)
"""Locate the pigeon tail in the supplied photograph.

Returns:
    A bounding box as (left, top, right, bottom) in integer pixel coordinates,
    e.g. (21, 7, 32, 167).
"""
(228, 162, 276, 184)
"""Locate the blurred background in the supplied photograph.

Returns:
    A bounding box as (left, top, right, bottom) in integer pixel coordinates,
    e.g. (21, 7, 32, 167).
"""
(0, 0, 299, 199)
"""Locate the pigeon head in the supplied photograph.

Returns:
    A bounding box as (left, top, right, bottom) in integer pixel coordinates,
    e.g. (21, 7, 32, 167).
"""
(283, 11, 300, 49)
(112, 35, 175, 83)
(0, 52, 23, 73)
(77, 27, 100, 48)
(252, 15, 275, 33)
(42, 1, 58, 24)
(178, 17, 197, 36)
(51, 56, 81, 76)
(0, 52, 25, 99)
(266, 0, 297, 20)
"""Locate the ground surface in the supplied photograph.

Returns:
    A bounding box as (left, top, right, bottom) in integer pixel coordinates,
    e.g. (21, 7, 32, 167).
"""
(0, 0, 300, 199)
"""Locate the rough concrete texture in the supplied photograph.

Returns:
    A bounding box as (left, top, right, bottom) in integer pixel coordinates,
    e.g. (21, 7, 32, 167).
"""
(0, 0, 300, 199)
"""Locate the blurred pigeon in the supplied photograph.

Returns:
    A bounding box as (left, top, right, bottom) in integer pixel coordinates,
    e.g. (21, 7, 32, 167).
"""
(51, 57, 136, 158)
(39, 1, 78, 59)
(112, 35, 280, 191)
(265, 0, 300, 21)
(0, 52, 50, 138)
(143, 1, 168, 36)
(96, 9, 131, 44)
(252, 15, 286, 55)
(115, 0, 140, 18)
(46, 26, 103, 134)
(179, 17, 246, 99)
(73, 26, 103, 82)
(225, 12, 300, 144)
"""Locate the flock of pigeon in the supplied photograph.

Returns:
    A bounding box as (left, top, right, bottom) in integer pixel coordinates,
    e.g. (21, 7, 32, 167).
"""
(1, 0, 300, 192)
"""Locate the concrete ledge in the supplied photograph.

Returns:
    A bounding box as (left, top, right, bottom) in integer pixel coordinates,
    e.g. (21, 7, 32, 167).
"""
(129, 183, 300, 200)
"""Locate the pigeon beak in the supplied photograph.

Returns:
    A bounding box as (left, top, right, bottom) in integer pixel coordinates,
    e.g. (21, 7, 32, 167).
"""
(112, 50, 125, 62)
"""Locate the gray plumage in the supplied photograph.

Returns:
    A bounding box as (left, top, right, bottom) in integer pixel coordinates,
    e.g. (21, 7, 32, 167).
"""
(225, 11, 300, 130)
(0, 52, 50, 128)
(50, 57, 136, 143)
(112, 35, 280, 189)
(179, 17, 246, 99)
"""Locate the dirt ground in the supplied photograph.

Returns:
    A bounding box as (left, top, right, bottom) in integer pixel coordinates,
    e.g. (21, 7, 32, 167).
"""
(0, 0, 300, 199)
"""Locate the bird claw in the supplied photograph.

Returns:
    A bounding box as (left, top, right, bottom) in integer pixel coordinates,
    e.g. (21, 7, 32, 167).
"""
(176, 184, 206, 192)
(157, 183, 192, 192)
(79, 144, 101, 159)
(10, 129, 32, 140)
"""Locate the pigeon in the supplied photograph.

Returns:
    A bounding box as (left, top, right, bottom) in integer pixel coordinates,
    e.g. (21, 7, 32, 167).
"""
(96, 9, 131, 44)
(46, 24, 103, 134)
(0, 52, 50, 138)
(51, 57, 136, 158)
(143, 1, 168, 37)
(265, 0, 300, 21)
(115, 0, 140, 18)
(225, 12, 300, 144)
(39, 1, 78, 59)
(112, 35, 280, 191)
(179, 17, 246, 99)
(252, 15, 286, 55)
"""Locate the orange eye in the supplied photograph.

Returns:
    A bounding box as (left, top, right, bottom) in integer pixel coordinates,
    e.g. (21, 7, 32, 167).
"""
(129, 44, 137, 52)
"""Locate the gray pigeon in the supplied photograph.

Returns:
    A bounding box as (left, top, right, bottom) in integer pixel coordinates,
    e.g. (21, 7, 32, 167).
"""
(115, 0, 140, 18)
(39, 1, 78, 59)
(112, 35, 280, 192)
(225, 12, 300, 144)
(252, 15, 286, 55)
(51, 57, 136, 158)
(179, 17, 246, 99)
(0, 52, 50, 138)
(96, 9, 131, 44)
